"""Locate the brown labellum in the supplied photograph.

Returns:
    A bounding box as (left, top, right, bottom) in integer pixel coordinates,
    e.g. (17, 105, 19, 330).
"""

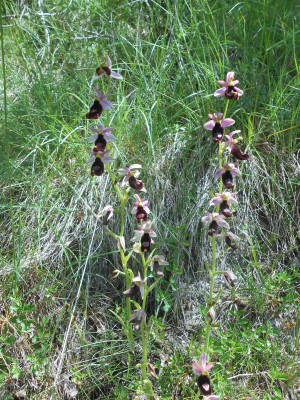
(197, 374, 212, 396)
(231, 145, 250, 160)
(91, 158, 104, 176)
(86, 100, 103, 119)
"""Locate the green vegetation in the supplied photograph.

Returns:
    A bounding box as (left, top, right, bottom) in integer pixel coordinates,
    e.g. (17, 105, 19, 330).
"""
(0, 0, 299, 398)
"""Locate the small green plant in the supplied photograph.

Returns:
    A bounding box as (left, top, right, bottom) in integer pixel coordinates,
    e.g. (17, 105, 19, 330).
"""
(0, 293, 50, 388)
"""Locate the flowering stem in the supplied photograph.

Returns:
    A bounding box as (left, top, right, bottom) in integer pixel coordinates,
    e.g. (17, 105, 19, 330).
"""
(204, 235, 216, 354)
(105, 164, 123, 201)
(141, 253, 148, 311)
(0, 3, 7, 137)
(223, 99, 229, 120)
(122, 249, 133, 350)
(203, 101, 229, 355)
(105, 164, 133, 351)
(0, 3, 18, 281)
(218, 98, 229, 175)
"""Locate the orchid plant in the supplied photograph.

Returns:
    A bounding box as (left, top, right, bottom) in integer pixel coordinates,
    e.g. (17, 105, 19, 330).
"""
(85, 55, 168, 398)
(193, 71, 249, 398)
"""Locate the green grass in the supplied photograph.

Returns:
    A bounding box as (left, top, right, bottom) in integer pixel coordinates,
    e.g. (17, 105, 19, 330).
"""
(0, 0, 299, 398)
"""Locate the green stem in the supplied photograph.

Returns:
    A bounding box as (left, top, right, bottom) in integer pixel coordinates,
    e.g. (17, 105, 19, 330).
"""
(140, 253, 152, 399)
(203, 101, 230, 355)
(105, 164, 133, 351)
(106, 164, 123, 201)
(204, 236, 216, 353)
(0, 2, 7, 135)
(1, 3, 17, 282)
(121, 247, 133, 350)
(141, 253, 148, 311)
(223, 99, 229, 119)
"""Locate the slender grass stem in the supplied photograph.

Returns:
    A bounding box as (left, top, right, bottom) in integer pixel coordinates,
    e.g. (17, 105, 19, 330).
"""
(0, 2, 7, 135)
(0, 1, 18, 282)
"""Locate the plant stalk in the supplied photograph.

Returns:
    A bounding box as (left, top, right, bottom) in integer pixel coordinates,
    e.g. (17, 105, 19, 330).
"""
(105, 164, 133, 350)
(203, 100, 229, 354)
(141, 253, 151, 399)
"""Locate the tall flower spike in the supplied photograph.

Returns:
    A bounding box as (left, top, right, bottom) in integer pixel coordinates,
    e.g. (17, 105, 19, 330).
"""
(204, 112, 235, 142)
(93, 55, 123, 81)
(214, 71, 243, 100)
(86, 88, 113, 119)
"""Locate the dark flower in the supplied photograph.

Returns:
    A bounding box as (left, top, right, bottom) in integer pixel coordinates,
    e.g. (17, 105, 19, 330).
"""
(204, 112, 235, 142)
(223, 170, 234, 189)
(128, 176, 145, 191)
(86, 89, 112, 119)
(86, 99, 103, 120)
(94, 134, 107, 151)
(91, 157, 104, 176)
(214, 71, 243, 100)
(131, 222, 156, 253)
(89, 125, 117, 152)
(123, 284, 140, 298)
(118, 164, 147, 192)
(208, 220, 219, 236)
(131, 194, 150, 222)
(93, 55, 123, 81)
(202, 212, 230, 236)
(220, 200, 232, 217)
(123, 273, 146, 298)
(210, 192, 237, 217)
(88, 150, 114, 177)
(223, 131, 250, 160)
(230, 145, 250, 160)
(192, 354, 216, 396)
(215, 163, 241, 189)
(197, 374, 212, 396)
(140, 232, 151, 252)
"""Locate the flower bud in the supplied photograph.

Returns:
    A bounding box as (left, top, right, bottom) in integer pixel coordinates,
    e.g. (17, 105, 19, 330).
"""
(224, 271, 237, 287)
